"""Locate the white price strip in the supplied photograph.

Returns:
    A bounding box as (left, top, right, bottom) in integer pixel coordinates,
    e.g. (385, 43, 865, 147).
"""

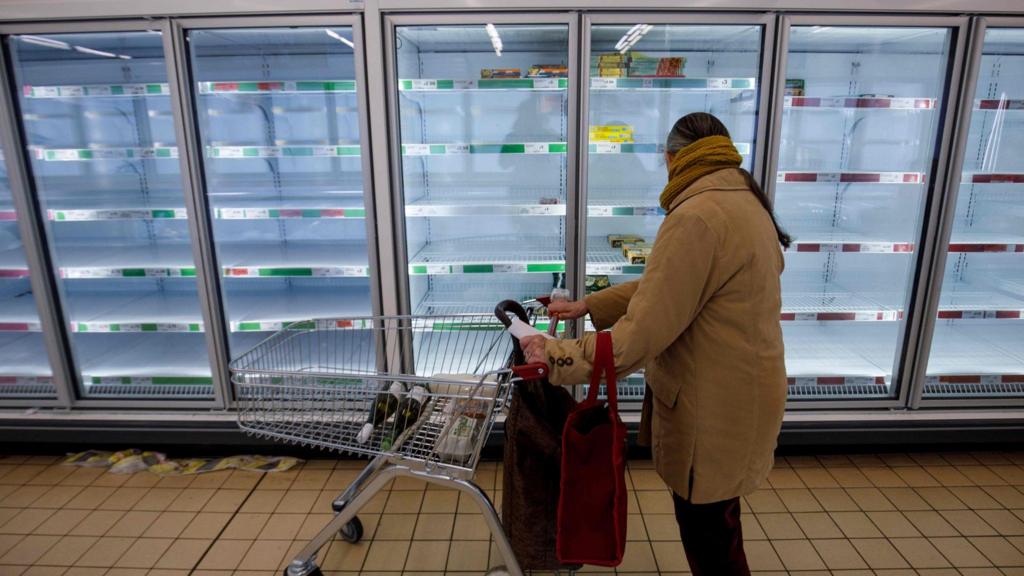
(410, 79, 438, 90)
(590, 78, 618, 89)
(453, 80, 475, 90)
(492, 264, 527, 274)
(817, 173, 841, 183)
(445, 144, 470, 155)
(793, 312, 818, 321)
(706, 78, 731, 90)
(404, 144, 431, 156)
(533, 79, 558, 89)
(212, 147, 246, 158)
(426, 264, 451, 275)
(593, 142, 621, 154)
(589, 206, 613, 216)
(524, 143, 549, 154)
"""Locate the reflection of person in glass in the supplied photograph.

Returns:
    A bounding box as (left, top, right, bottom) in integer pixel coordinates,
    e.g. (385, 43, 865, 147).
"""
(522, 113, 790, 576)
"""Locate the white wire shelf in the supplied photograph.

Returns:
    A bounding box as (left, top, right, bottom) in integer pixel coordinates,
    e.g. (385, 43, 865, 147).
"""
(927, 324, 1024, 381)
(590, 77, 755, 91)
(783, 324, 895, 383)
(409, 237, 565, 275)
(784, 96, 936, 110)
(31, 147, 177, 162)
(947, 231, 1024, 252)
(21, 80, 358, 99)
(399, 78, 567, 91)
(413, 280, 557, 316)
(77, 332, 214, 397)
(63, 291, 203, 334)
(777, 171, 925, 184)
(401, 142, 566, 156)
(197, 80, 356, 94)
(0, 296, 42, 332)
(45, 196, 367, 221)
(226, 286, 370, 332)
(589, 142, 752, 156)
(0, 334, 54, 383)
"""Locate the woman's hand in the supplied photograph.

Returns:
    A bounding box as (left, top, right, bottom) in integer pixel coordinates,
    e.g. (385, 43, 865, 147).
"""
(547, 299, 588, 320)
(520, 335, 548, 367)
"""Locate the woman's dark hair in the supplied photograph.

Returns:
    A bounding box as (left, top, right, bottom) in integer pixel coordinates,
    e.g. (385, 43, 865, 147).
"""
(666, 112, 792, 249)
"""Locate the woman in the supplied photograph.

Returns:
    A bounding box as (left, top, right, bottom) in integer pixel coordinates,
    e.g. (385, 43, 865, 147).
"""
(521, 112, 790, 576)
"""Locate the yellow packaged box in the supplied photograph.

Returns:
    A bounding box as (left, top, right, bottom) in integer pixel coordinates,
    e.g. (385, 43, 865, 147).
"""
(625, 246, 652, 265)
(608, 234, 644, 248)
(621, 241, 646, 258)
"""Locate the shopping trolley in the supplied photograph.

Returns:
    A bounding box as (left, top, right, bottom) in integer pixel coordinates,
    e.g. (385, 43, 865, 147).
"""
(230, 300, 551, 576)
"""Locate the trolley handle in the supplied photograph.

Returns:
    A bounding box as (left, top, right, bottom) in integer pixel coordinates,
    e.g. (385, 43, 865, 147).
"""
(495, 299, 550, 382)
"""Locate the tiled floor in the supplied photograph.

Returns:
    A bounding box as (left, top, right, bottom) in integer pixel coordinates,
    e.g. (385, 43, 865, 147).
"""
(1, 452, 1024, 575)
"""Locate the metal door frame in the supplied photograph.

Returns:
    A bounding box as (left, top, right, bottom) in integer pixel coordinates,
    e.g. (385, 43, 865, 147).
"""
(0, 19, 229, 408)
(383, 12, 582, 317)
(912, 16, 1024, 408)
(765, 14, 970, 410)
(0, 36, 73, 408)
(171, 14, 377, 407)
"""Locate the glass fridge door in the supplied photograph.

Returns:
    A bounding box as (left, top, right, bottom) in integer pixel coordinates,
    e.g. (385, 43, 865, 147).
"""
(584, 21, 766, 401)
(8, 30, 214, 400)
(393, 22, 571, 317)
(187, 26, 373, 361)
(923, 27, 1024, 401)
(0, 145, 55, 400)
(774, 24, 954, 401)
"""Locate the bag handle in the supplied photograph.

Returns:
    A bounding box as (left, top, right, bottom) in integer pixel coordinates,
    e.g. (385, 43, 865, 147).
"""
(587, 331, 618, 414)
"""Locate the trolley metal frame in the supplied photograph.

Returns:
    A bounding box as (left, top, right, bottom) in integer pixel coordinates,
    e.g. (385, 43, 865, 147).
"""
(230, 302, 548, 576)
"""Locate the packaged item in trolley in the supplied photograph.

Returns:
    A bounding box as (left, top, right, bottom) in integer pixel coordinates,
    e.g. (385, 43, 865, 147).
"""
(481, 68, 521, 79)
(381, 384, 431, 450)
(434, 396, 490, 463)
(357, 382, 406, 444)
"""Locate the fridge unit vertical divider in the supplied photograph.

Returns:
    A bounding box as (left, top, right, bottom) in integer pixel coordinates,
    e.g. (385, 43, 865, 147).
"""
(0, 30, 72, 407)
(166, 18, 231, 408)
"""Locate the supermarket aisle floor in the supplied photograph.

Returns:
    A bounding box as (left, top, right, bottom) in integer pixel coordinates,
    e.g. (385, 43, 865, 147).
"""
(1, 452, 1024, 575)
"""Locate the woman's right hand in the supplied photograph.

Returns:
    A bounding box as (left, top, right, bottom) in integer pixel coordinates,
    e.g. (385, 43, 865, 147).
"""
(547, 299, 588, 320)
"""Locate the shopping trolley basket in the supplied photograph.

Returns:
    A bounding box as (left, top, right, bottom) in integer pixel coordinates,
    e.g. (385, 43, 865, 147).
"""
(230, 300, 549, 576)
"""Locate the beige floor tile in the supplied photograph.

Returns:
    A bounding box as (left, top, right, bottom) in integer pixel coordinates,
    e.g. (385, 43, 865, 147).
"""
(818, 454, 854, 467)
(742, 513, 766, 540)
(976, 509, 1024, 535)
(861, 467, 908, 488)
(916, 487, 969, 510)
(153, 538, 211, 570)
(744, 490, 786, 513)
(29, 466, 75, 486)
(256, 470, 299, 491)
(847, 487, 896, 511)
(773, 539, 826, 570)
(643, 513, 679, 541)
(892, 466, 941, 487)
(122, 473, 160, 489)
(904, 510, 960, 537)
(1, 509, 55, 534)
(743, 540, 784, 571)
(810, 488, 859, 512)
(0, 533, 24, 557)
(629, 469, 666, 491)
(831, 511, 884, 538)
(221, 513, 270, 540)
(292, 470, 331, 491)
(237, 539, 291, 571)
(969, 536, 1024, 566)
(776, 488, 823, 512)
(258, 513, 306, 540)
(386, 492, 423, 515)
(375, 514, 418, 541)
(950, 486, 1003, 510)
(958, 568, 1007, 576)
(413, 514, 454, 541)
(139, 511, 194, 539)
(2, 486, 49, 508)
(115, 538, 173, 569)
(107, 511, 159, 538)
(64, 487, 116, 510)
(880, 487, 934, 512)
(959, 466, 1010, 486)
(1, 465, 47, 485)
(635, 490, 674, 515)
(222, 471, 262, 491)
(99, 488, 151, 511)
(419, 491, 457, 514)
(649, 540, 687, 572)
(324, 469, 359, 491)
(31, 508, 89, 536)
(74, 536, 135, 567)
(297, 513, 333, 540)
(829, 467, 874, 488)
(796, 467, 840, 488)
(0, 507, 16, 527)
(868, 511, 921, 538)
(941, 510, 999, 536)
(405, 540, 449, 571)
(32, 486, 85, 509)
(787, 455, 822, 468)
(930, 536, 992, 567)
(202, 489, 250, 513)
(0, 534, 59, 565)
(767, 467, 804, 489)
(180, 511, 232, 539)
(990, 466, 1024, 484)
(186, 471, 232, 490)
(58, 468, 105, 487)
(20, 566, 69, 576)
(320, 540, 369, 571)
(196, 539, 252, 570)
(34, 535, 97, 566)
(849, 538, 909, 569)
(451, 514, 488, 541)
(364, 540, 411, 571)
(880, 453, 918, 467)
(626, 514, 648, 541)
(925, 466, 975, 487)
(167, 488, 215, 512)
(890, 537, 951, 568)
(88, 472, 130, 488)
(756, 513, 804, 539)
(470, 469, 495, 491)
(239, 491, 286, 514)
(982, 486, 1024, 508)
(792, 512, 844, 539)
(67, 510, 123, 537)
(811, 538, 868, 569)
(615, 540, 658, 572)
(275, 490, 318, 514)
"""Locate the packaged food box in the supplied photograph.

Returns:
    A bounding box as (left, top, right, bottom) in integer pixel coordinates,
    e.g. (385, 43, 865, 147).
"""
(585, 275, 611, 294)
(785, 79, 805, 96)
(597, 67, 628, 78)
(621, 241, 646, 258)
(481, 68, 521, 79)
(527, 64, 568, 78)
(608, 234, 644, 248)
(626, 246, 652, 265)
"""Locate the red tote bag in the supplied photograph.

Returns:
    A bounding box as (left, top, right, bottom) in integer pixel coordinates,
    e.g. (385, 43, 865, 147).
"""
(556, 330, 628, 566)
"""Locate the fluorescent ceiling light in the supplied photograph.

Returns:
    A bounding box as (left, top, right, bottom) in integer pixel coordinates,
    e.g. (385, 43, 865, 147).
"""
(73, 45, 123, 59)
(19, 35, 70, 50)
(615, 24, 653, 54)
(485, 23, 503, 57)
(325, 29, 354, 48)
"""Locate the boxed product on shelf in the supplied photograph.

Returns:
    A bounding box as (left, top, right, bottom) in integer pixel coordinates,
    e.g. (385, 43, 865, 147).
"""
(586, 275, 611, 295)
(785, 79, 805, 96)
(608, 234, 644, 248)
(590, 124, 635, 143)
(527, 64, 568, 78)
(480, 68, 521, 79)
(621, 241, 646, 258)
(627, 53, 686, 77)
(625, 246, 652, 265)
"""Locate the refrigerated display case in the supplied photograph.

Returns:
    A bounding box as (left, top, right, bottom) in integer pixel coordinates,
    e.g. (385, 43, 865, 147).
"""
(7, 29, 216, 400)
(389, 18, 575, 318)
(0, 142, 55, 399)
(581, 18, 770, 400)
(185, 24, 376, 362)
(771, 22, 957, 401)
(922, 25, 1024, 401)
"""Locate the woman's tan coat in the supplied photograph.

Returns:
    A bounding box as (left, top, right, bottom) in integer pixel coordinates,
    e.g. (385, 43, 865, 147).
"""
(544, 168, 787, 504)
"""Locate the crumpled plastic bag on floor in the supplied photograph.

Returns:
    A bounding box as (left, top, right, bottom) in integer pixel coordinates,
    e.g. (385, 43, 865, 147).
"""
(62, 449, 301, 475)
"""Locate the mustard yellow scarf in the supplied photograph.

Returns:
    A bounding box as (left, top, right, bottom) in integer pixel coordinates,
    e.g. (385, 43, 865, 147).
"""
(660, 135, 743, 211)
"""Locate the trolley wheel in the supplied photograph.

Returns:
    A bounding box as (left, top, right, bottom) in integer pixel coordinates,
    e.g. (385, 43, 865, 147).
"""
(485, 568, 509, 576)
(282, 567, 321, 576)
(338, 516, 363, 543)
